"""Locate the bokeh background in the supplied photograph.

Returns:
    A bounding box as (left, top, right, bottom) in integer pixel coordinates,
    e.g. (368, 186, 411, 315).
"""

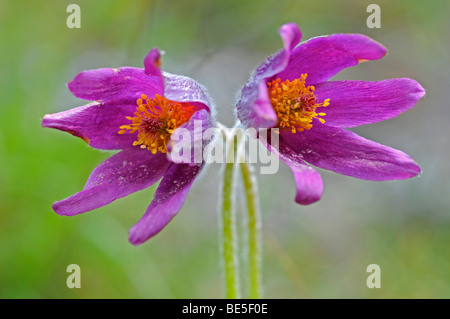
(1, 0, 449, 298)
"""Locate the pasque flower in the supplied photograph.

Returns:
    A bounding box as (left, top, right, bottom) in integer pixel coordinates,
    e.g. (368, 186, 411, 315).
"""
(42, 49, 214, 245)
(236, 23, 425, 205)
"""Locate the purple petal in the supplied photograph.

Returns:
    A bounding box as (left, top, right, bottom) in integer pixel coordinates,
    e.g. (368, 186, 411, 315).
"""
(144, 48, 163, 80)
(68, 67, 164, 104)
(281, 124, 421, 181)
(237, 79, 278, 129)
(279, 22, 302, 52)
(237, 23, 302, 129)
(129, 163, 202, 245)
(53, 148, 171, 216)
(254, 23, 302, 79)
(42, 101, 137, 150)
(276, 34, 387, 85)
(261, 131, 323, 205)
(315, 79, 425, 128)
(168, 109, 214, 164)
(163, 72, 214, 112)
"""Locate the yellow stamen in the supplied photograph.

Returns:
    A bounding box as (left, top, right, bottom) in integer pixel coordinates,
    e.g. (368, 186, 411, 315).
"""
(118, 94, 196, 154)
(268, 74, 330, 133)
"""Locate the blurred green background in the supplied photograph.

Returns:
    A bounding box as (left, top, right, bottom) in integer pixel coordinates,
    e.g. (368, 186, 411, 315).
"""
(0, 0, 449, 298)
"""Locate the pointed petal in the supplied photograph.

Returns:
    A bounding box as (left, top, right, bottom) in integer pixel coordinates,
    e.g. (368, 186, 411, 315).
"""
(261, 132, 323, 205)
(68, 67, 164, 104)
(237, 23, 302, 129)
(314, 79, 425, 127)
(281, 124, 421, 181)
(52, 148, 170, 216)
(144, 48, 163, 77)
(129, 163, 202, 245)
(42, 101, 136, 150)
(276, 34, 387, 85)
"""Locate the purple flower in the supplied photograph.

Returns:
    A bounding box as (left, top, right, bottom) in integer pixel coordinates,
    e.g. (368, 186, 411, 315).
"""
(236, 23, 425, 205)
(42, 49, 214, 245)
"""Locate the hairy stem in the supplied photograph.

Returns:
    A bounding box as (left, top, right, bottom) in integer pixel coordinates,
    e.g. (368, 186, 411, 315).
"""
(240, 160, 262, 298)
(221, 133, 240, 298)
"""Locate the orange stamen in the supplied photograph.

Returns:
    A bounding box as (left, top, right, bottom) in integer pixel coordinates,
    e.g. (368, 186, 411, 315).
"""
(118, 94, 196, 154)
(268, 74, 329, 133)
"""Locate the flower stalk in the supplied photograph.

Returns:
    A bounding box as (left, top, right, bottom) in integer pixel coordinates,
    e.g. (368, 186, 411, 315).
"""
(240, 159, 262, 299)
(220, 128, 240, 299)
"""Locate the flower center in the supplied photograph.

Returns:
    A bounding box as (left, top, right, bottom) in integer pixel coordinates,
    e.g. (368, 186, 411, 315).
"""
(267, 74, 329, 133)
(118, 94, 196, 154)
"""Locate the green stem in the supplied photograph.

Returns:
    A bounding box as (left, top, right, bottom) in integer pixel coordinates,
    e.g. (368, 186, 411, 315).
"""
(240, 160, 262, 299)
(221, 135, 240, 299)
